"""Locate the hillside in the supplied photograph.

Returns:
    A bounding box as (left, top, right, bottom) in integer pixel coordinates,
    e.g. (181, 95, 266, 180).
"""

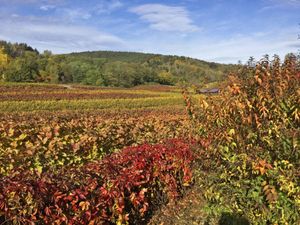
(66, 51, 157, 63)
(0, 40, 237, 87)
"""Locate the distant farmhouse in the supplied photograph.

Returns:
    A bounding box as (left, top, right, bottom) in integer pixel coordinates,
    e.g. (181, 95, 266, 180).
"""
(196, 88, 220, 94)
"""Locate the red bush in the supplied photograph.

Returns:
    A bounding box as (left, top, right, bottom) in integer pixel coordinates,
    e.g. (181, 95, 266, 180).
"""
(0, 139, 196, 224)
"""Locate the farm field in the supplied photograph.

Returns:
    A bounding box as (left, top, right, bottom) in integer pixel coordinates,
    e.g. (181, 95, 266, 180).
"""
(0, 83, 192, 172)
(0, 56, 300, 225)
(0, 83, 200, 224)
(0, 83, 185, 112)
(1, 0, 299, 223)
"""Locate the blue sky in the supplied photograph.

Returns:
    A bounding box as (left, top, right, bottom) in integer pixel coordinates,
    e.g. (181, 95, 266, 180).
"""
(0, 0, 299, 63)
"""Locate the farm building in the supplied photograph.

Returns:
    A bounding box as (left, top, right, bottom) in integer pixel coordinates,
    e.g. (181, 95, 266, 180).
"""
(196, 88, 220, 94)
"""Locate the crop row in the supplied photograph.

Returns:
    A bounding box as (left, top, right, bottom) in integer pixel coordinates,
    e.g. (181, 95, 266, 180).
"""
(131, 84, 180, 92)
(0, 88, 172, 96)
(0, 106, 186, 121)
(0, 113, 192, 175)
(0, 82, 67, 91)
(0, 84, 179, 101)
(0, 83, 180, 93)
(0, 139, 197, 224)
(0, 96, 184, 112)
(0, 91, 162, 101)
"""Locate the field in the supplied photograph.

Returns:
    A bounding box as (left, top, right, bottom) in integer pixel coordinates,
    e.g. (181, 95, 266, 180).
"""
(0, 83, 185, 112)
(0, 55, 299, 225)
(0, 83, 200, 224)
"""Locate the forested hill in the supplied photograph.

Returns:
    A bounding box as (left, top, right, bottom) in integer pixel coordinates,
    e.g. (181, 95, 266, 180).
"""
(66, 51, 157, 63)
(0, 40, 237, 87)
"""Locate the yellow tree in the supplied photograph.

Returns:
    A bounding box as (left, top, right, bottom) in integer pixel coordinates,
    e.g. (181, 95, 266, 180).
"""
(0, 47, 9, 79)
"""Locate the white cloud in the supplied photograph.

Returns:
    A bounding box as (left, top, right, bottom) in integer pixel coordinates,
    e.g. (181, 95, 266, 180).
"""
(275, 0, 300, 4)
(11, 14, 19, 18)
(61, 8, 92, 20)
(195, 31, 298, 63)
(260, 0, 300, 12)
(1, 18, 125, 53)
(0, 0, 38, 3)
(130, 4, 199, 32)
(40, 5, 56, 11)
(0, 0, 63, 4)
(95, 0, 123, 14)
(47, 1, 123, 21)
(125, 26, 298, 64)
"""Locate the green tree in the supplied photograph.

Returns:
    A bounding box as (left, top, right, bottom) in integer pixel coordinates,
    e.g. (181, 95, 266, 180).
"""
(4, 51, 39, 82)
(157, 71, 175, 85)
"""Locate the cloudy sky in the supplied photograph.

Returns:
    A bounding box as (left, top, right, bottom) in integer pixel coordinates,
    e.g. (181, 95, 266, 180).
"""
(0, 0, 299, 63)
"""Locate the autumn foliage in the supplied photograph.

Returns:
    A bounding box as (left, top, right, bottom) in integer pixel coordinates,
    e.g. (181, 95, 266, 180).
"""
(0, 112, 191, 176)
(187, 54, 300, 224)
(0, 139, 196, 224)
(0, 53, 299, 224)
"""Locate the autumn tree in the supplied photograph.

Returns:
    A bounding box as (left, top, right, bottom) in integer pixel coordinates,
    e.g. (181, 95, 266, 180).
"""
(0, 47, 9, 80)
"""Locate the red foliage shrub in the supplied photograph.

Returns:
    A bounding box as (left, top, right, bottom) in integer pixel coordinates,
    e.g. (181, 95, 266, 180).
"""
(0, 139, 196, 224)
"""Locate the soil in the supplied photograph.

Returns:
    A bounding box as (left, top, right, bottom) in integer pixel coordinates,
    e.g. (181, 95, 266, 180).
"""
(148, 185, 210, 225)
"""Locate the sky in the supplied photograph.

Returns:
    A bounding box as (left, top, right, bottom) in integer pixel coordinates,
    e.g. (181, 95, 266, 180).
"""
(0, 0, 299, 63)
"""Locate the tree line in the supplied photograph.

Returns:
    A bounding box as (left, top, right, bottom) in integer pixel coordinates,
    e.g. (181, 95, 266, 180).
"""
(0, 40, 237, 87)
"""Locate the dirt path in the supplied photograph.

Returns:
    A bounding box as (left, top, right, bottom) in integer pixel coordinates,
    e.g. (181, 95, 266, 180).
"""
(148, 185, 209, 225)
(60, 84, 74, 89)
(148, 172, 251, 225)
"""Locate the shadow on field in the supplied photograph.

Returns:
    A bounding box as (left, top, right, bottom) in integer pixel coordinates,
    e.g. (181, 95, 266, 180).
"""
(218, 212, 250, 225)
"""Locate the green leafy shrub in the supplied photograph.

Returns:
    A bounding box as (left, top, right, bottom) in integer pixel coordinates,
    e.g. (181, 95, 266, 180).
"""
(188, 54, 300, 224)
